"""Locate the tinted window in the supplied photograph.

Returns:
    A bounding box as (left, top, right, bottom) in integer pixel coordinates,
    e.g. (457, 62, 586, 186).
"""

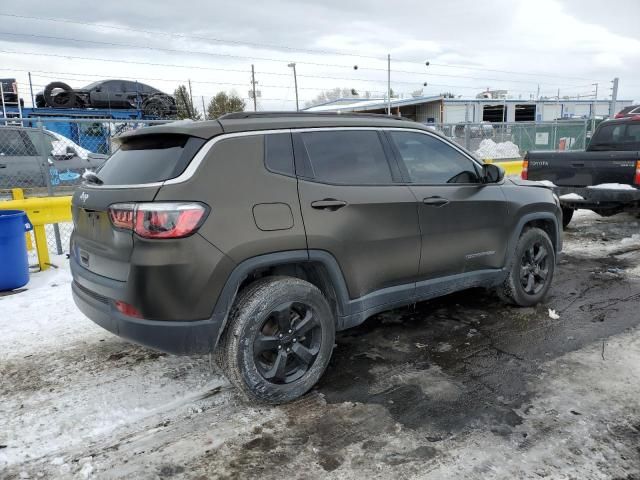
(390, 131, 479, 184)
(0, 129, 37, 156)
(264, 133, 294, 175)
(590, 123, 640, 150)
(300, 130, 392, 184)
(95, 135, 204, 185)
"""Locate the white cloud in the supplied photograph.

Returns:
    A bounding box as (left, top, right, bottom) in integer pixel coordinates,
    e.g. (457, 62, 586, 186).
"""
(0, 0, 637, 110)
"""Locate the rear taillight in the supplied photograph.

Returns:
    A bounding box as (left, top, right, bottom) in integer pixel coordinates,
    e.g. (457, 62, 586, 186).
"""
(634, 160, 640, 186)
(614, 113, 624, 118)
(521, 160, 529, 180)
(108, 202, 208, 239)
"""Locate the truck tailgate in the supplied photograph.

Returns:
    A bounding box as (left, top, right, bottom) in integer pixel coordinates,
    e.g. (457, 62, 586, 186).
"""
(526, 150, 638, 187)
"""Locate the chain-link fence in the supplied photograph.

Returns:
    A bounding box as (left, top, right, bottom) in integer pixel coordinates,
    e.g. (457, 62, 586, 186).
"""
(0, 117, 170, 264)
(431, 120, 590, 160)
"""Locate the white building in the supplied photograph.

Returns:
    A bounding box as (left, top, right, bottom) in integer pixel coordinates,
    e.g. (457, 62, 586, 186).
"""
(305, 96, 634, 124)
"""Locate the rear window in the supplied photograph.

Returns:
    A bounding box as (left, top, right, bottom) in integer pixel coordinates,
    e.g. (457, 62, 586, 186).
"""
(96, 134, 204, 185)
(590, 123, 640, 151)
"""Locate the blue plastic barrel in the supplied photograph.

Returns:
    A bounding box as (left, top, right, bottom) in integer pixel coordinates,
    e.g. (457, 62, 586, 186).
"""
(0, 210, 34, 291)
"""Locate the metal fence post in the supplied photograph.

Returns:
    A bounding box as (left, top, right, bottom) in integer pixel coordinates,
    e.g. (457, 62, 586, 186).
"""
(583, 118, 589, 149)
(464, 123, 470, 150)
(37, 120, 63, 255)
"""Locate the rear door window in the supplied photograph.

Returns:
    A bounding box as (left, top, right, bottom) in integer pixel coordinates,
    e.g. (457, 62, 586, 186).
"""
(95, 134, 204, 185)
(298, 130, 393, 184)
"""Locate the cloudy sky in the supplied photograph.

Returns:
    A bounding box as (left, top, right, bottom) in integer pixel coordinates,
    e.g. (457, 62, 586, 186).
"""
(1, 0, 638, 112)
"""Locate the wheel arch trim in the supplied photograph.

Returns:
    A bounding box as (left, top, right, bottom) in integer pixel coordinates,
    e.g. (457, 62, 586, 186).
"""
(509, 212, 562, 259)
(210, 249, 353, 347)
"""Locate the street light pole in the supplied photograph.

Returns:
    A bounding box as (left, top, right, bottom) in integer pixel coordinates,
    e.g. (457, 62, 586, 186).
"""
(387, 54, 391, 115)
(288, 63, 299, 111)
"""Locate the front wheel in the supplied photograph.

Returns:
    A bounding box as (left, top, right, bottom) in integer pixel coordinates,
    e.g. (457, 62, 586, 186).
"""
(561, 206, 574, 228)
(498, 227, 555, 307)
(216, 277, 335, 404)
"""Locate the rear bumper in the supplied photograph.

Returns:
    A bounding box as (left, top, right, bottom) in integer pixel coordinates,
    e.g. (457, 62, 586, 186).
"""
(71, 257, 223, 355)
(554, 186, 640, 210)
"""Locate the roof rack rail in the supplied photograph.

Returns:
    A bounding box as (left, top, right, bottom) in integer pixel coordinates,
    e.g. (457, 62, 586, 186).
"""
(218, 111, 409, 121)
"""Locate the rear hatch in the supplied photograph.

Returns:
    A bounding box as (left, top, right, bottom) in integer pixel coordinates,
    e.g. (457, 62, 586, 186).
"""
(71, 134, 205, 280)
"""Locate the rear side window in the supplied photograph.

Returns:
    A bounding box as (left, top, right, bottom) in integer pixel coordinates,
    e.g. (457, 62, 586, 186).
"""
(264, 133, 294, 176)
(0, 129, 37, 156)
(299, 130, 392, 184)
(96, 134, 204, 185)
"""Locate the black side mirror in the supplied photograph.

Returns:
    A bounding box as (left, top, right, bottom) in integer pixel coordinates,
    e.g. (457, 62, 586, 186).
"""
(482, 163, 505, 183)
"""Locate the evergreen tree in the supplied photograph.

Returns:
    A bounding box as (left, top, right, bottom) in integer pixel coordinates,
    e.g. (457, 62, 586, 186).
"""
(173, 84, 201, 120)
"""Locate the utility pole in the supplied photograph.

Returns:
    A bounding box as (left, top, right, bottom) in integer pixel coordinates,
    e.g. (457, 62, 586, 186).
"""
(187, 79, 194, 118)
(0, 82, 6, 123)
(251, 64, 257, 112)
(387, 53, 391, 115)
(609, 77, 619, 118)
(591, 82, 598, 132)
(288, 63, 299, 111)
(28, 72, 35, 108)
(536, 84, 540, 100)
(201, 96, 207, 120)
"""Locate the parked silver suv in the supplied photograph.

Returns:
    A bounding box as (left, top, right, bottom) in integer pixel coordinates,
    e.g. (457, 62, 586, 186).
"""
(0, 125, 107, 189)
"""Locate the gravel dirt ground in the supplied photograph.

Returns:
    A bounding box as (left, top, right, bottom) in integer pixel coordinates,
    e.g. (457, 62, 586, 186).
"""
(1, 210, 640, 480)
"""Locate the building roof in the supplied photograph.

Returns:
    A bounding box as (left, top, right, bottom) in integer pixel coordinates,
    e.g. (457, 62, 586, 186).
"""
(304, 96, 633, 113)
(305, 96, 443, 112)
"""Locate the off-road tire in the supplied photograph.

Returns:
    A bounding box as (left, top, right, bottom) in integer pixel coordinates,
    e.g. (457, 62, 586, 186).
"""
(561, 206, 574, 228)
(498, 227, 555, 307)
(215, 276, 335, 404)
(44, 82, 76, 108)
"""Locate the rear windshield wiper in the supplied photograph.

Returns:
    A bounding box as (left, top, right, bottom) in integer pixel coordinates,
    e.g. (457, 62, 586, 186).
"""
(82, 170, 104, 185)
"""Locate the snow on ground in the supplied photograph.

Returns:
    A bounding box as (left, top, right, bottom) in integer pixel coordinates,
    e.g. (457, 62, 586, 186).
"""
(0, 257, 237, 470)
(2, 212, 640, 479)
(562, 210, 640, 264)
(474, 139, 520, 159)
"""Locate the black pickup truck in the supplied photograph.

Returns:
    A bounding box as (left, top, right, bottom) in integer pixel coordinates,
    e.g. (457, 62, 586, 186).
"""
(524, 116, 640, 227)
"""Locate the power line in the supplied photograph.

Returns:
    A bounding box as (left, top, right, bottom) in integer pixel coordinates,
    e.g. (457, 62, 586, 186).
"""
(0, 32, 596, 88)
(0, 31, 596, 87)
(0, 62, 550, 97)
(13, 70, 549, 98)
(0, 12, 606, 82)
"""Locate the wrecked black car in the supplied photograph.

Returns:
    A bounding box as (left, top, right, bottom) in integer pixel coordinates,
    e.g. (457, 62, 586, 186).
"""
(35, 80, 177, 117)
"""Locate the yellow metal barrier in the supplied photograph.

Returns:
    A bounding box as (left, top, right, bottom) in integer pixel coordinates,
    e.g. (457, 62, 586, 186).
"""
(0, 189, 72, 271)
(484, 158, 524, 176)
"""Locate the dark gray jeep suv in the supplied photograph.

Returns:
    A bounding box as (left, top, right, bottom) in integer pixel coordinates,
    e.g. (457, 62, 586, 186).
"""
(70, 112, 562, 403)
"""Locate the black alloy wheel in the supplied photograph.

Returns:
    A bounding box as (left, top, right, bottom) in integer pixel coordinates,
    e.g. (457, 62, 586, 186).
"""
(253, 301, 322, 384)
(520, 241, 549, 295)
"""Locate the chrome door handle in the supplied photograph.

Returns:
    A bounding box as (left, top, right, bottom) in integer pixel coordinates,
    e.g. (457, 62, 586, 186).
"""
(423, 196, 449, 207)
(311, 199, 348, 211)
